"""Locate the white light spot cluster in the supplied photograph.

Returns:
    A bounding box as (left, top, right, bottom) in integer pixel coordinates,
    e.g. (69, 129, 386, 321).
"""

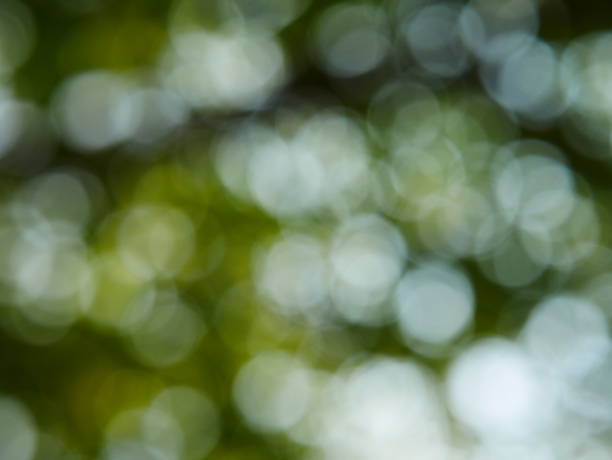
(255, 214, 407, 326)
(215, 111, 370, 217)
(308, 358, 451, 460)
(0, 171, 97, 342)
(161, 28, 286, 111)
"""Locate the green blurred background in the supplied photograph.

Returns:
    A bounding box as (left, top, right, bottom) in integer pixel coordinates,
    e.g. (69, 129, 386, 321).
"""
(2, 0, 612, 459)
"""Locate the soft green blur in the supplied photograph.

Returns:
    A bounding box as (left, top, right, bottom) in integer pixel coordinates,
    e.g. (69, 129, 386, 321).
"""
(1, 0, 612, 459)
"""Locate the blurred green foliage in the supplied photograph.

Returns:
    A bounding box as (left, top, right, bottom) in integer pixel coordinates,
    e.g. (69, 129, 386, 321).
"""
(2, 0, 612, 459)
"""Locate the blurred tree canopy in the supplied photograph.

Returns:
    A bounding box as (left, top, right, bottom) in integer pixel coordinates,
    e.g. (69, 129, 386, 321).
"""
(2, 0, 612, 459)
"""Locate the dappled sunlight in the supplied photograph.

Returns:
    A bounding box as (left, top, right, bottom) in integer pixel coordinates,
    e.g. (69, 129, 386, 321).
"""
(1, 0, 612, 458)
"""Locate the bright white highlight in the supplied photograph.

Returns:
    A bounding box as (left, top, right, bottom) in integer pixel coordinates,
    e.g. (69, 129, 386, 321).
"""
(162, 29, 286, 111)
(521, 295, 609, 380)
(447, 338, 554, 440)
(394, 262, 474, 346)
(312, 358, 450, 460)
